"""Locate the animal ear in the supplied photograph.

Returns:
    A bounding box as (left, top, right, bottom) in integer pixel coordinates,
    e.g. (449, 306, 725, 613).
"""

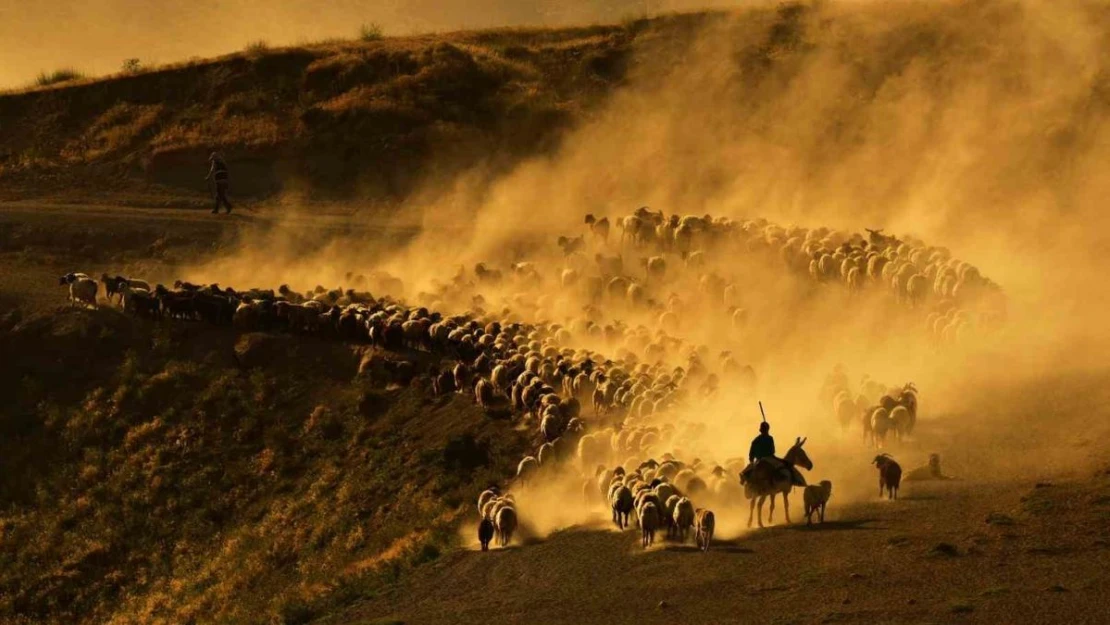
(795, 437, 801, 444)
(800, 437, 807, 446)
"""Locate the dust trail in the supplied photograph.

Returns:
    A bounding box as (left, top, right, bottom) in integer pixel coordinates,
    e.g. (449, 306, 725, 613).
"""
(183, 1, 1110, 538)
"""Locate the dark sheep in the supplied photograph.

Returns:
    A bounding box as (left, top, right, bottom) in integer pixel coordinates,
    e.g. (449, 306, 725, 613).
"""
(478, 518, 495, 552)
(873, 454, 902, 500)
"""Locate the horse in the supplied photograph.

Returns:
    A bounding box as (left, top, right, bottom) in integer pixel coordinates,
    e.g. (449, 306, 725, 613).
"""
(741, 437, 813, 528)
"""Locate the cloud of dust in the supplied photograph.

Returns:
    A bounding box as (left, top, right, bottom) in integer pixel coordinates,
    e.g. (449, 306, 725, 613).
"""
(180, 0, 1110, 538)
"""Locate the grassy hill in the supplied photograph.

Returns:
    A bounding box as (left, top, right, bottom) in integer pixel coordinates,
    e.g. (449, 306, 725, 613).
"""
(0, 309, 530, 624)
(0, 17, 702, 206)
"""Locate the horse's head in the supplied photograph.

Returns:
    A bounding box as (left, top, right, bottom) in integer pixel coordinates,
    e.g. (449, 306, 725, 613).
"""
(785, 437, 813, 471)
(873, 453, 893, 468)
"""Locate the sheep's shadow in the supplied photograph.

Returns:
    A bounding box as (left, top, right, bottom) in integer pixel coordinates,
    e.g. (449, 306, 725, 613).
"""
(780, 518, 883, 532)
(663, 540, 754, 554)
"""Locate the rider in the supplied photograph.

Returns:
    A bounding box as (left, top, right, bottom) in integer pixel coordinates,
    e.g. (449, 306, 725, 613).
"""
(749, 421, 775, 463)
(741, 421, 777, 483)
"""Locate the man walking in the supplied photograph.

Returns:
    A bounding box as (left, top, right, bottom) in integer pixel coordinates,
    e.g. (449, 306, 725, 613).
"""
(206, 152, 232, 214)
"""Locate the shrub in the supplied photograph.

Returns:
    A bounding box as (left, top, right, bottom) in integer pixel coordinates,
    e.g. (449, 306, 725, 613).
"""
(35, 68, 85, 87)
(359, 23, 384, 42)
(244, 40, 270, 54)
(121, 58, 142, 74)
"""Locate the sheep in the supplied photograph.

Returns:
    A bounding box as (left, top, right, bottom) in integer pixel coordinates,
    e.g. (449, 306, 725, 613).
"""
(904, 453, 954, 481)
(100, 274, 127, 304)
(889, 405, 911, 442)
(595, 253, 623, 277)
(124, 288, 161, 318)
(453, 362, 472, 394)
(495, 505, 518, 547)
(870, 406, 892, 447)
(641, 256, 667, 284)
(516, 456, 539, 485)
(873, 454, 902, 500)
(61, 274, 98, 308)
(478, 488, 499, 516)
(124, 278, 152, 293)
(432, 369, 456, 396)
(639, 501, 660, 548)
(611, 485, 634, 529)
(478, 518, 495, 551)
(803, 480, 832, 525)
(475, 378, 495, 410)
(672, 497, 695, 542)
(537, 442, 555, 466)
(585, 214, 610, 242)
(540, 412, 564, 442)
(694, 508, 715, 552)
(557, 235, 585, 256)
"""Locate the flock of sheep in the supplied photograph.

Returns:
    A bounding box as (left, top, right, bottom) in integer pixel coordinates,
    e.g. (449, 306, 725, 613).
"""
(820, 367, 920, 447)
(56, 206, 993, 552)
(580, 209, 1005, 344)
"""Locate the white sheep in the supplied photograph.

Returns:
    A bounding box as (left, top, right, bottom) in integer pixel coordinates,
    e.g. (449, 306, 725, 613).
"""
(694, 508, 715, 552)
(672, 497, 695, 542)
(516, 456, 539, 485)
(803, 480, 832, 525)
(477, 489, 499, 517)
(60, 273, 98, 308)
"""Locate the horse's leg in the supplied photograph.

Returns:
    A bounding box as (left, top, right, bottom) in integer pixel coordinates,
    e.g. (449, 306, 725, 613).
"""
(748, 497, 755, 528)
(768, 494, 775, 523)
(757, 496, 766, 528)
(784, 492, 792, 524)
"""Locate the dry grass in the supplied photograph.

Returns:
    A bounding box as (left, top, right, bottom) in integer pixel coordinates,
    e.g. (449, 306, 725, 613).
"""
(0, 308, 529, 625)
(34, 68, 86, 87)
(0, 19, 641, 202)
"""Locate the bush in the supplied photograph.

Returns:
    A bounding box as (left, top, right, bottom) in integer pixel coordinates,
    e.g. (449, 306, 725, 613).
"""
(121, 58, 142, 74)
(359, 23, 384, 42)
(244, 40, 270, 54)
(35, 68, 85, 87)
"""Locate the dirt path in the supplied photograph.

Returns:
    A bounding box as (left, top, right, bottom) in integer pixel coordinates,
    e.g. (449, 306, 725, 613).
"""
(332, 472, 1110, 625)
(0, 201, 424, 316)
(330, 369, 1110, 625)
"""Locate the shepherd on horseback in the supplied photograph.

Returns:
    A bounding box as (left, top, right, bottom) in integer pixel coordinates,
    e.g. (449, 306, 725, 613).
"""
(739, 403, 813, 527)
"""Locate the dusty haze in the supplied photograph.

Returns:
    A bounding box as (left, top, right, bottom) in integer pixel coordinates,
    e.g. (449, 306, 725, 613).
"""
(171, 0, 1110, 537)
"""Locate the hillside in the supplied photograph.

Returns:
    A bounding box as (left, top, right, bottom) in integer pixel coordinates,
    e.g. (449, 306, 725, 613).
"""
(0, 307, 533, 624)
(4, 2, 1110, 625)
(0, 16, 705, 206)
